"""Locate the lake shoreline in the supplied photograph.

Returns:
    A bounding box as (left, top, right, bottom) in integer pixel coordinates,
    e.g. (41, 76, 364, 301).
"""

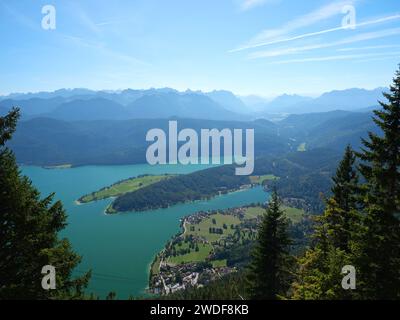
(107, 185, 256, 215)
(22, 164, 267, 299)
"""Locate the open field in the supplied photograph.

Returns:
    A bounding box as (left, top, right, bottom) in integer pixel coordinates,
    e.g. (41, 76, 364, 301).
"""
(212, 259, 227, 268)
(297, 142, 307, 152)
(164, 213, 243, 266)
(78, 174, 175, 203)
(167, 242, 213, 265)
(184, 213, 242, 242)
(249, 174, 279, 184)
(150, 254, 162, 276)
(244, 206, 304, 223)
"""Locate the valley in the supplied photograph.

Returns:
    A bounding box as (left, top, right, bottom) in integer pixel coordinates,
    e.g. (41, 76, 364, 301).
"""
(3, 0, 399, 302)
(2, 85, 390, 300)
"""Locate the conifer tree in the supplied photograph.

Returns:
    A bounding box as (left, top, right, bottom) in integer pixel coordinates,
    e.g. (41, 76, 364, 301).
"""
(356, 66, 400, 299)
(325, 145, 361, 252)
(0, 108, 91, 299)
(292, 146, 360, 299)
(246, 189, 293, 300)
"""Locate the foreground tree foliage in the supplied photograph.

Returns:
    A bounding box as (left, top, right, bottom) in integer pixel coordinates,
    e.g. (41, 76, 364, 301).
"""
(292, 66, 400, 300)
(0, 108, 91, 299)
(292, 146, 361, 299)
(355, 66, 400, 299)
(246, 189, 293, 300)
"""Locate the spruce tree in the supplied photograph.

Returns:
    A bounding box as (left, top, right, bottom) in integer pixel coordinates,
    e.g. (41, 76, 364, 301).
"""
(356, 66, 400, 299)
(292, 146, 360, 299)
(246, 189, 293, 300)
(0, 108, 91, 299)
(325, 145, 360, 252)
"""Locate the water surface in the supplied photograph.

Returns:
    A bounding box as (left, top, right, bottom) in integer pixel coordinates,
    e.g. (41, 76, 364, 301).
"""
(22, 164, 268, 298)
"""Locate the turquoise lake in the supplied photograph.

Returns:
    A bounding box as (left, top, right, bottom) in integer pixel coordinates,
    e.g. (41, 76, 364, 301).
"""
(21, 164, 268, 299)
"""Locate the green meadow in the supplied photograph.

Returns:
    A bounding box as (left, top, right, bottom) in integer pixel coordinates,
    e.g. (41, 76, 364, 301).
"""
(78, 174, 175, 203)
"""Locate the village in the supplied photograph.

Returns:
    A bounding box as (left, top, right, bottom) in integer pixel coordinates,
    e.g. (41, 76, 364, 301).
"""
(148, 205, 263, 295)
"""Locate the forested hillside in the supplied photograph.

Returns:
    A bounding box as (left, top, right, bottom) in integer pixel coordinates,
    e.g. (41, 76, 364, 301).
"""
(111, 165, 250, 212)
(9, 117, 286, 166)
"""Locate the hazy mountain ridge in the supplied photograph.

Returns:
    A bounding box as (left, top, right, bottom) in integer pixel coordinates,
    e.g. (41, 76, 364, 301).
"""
(256, 87, 388, 115)
(127, 91, 247, 121)
(0, 89, 247, 121)
(6, 107, 379, 167)
(8, 117, 285, 166)
(277, 110, 378, 151)
(0, 87, 388, 121)
(204, 90, 248, 114)
(48, 98, 130, 121)
(1, 87, 384, 166)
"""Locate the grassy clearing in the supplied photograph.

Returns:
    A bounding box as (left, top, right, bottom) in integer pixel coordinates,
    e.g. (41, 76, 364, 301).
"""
(79, 174, 175, 203)
(281, 206, 304, 224)
(212, 259, 227, 268)
(249, 174, 279, 184)
(244, 206, 304, 223)
(243, 207, 264, 219)
(297, 142, 307, 152)
(151, 254, 161, 276)
(168, 243, 213, 265)
(185, 213, 241, 242)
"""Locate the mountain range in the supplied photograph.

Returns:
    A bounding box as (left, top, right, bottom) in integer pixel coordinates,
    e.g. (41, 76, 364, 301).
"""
(0, 90, 249, 121)
(253, 87, 387, 115)
(6, 107, 378, 167)
(0, 87, 388, 122)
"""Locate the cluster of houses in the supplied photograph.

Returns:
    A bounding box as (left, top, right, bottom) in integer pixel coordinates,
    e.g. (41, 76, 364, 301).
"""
(150, 262, 236, 295)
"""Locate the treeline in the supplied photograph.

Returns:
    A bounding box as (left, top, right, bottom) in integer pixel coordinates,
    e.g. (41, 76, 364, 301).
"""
(111, 165, 250, 212)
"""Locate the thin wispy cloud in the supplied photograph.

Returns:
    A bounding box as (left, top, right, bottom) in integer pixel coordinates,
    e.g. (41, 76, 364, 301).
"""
(231, 13, 400, 52)
(1, 2, 38, 30)
(239, 0, 278, 11)
(95, 19, 129, 27)
(337, 44, 400, 51)
(271, 51, 400, 64)
(249, 27, 400, 59)
(62, 35, 150, 67)
(75, 6, 101, 35)
(232, 0, 356, 51)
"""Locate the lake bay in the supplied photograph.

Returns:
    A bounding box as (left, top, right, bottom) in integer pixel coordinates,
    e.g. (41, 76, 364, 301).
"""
(22, 164, 267, 298)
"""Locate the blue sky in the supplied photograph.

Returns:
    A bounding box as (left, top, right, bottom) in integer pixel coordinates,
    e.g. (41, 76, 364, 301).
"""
(0, 0, 399, 96)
